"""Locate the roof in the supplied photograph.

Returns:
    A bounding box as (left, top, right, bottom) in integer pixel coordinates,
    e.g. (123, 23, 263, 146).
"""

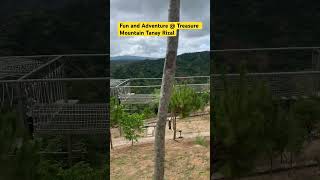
(0, 57, 43, 79)
(110, 79, 129, 87)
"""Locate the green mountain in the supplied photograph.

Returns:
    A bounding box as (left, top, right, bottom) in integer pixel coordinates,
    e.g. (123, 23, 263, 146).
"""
(111, 56, 157, 61)
(111, 51, 210, 79)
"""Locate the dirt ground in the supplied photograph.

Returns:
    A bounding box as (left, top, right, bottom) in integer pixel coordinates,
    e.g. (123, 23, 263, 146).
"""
(111, 137, 210, 180)
(111, 114, 210, 141)
(110, 113, 210, 179)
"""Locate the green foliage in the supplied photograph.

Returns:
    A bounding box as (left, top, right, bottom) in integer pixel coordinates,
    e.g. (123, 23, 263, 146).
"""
(111, 52, 209, 79)
(213, 74, 266, 177)
(0, 1, 108, 178)
(37, 160, 63, 180)
(291, 99, 320, 140)
(212, 69, 313, 178)
(170, 85, 207, 118)
(0, 111, 107, 180)
(110, 96, 124, 128)
(152, 88, 161, 107)
(39, 135, 65, 153)
(13, 139, 41, 180)
(170, 85, 195, 118)
(194, 92, 210, 112)
(37, 160, 106, 180)
(0, 111, 41, 180)
(120, 113, 145, 145)
(142, 106, 155, 119)
(58, 162, 105, 180)
(200, 92, 210, 105)
(0, 111, 16, 156)
(194, 136, 208, 147)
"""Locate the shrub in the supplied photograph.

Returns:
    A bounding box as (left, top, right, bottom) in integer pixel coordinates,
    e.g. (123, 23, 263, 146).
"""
(120, 113, 145, 145)
(195, 136, 208, 147)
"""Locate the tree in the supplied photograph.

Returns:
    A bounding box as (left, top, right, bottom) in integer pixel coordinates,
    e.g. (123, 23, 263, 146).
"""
(0, 111, 40, 180)
(212, 67, 314, 178)
(291, 99, 320, 142)
(142, 106, 155, 119)
(193, 92, 209, 114)
(154, 0, 180, 179)
(120, 113, 144, 146)
(213, 71, 262, 177)
(212, 69, 285, 178)
(169, 85, 199, 139)
(110, 97, 124, 149)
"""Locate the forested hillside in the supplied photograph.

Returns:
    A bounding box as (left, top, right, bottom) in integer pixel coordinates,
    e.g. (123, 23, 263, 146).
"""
(111, 51, 210, 78)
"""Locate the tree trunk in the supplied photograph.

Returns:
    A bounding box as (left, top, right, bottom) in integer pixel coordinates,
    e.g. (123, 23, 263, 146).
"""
(173, 115, 177, 140)
(270, 152, 273, 176)
(289, 152, 293, 175)
(154, 0, 180, 179)
(110, 129, 113, 149)
(290, 152, 293, 168)
(119, 126, 122, 136)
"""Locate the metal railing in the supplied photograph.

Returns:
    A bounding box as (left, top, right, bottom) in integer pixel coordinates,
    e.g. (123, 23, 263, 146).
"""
(0, 54, 109, 135)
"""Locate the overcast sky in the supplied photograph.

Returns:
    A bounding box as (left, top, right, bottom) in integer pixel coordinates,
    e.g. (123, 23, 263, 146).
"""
(110, 0, 210, 58)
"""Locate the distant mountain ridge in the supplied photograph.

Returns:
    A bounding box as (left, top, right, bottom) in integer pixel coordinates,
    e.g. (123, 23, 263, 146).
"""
(111, 55, 158, 61)
(111, 51, 210, 79)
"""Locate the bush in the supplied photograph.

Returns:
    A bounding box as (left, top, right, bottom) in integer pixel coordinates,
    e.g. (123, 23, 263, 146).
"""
(58, 162, 105, 180)
(291, 99, 320, 141)
(120, 113, 145, 145)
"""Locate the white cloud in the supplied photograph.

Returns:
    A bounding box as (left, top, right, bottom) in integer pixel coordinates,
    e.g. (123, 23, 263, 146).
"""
(110, 0, 210, 58)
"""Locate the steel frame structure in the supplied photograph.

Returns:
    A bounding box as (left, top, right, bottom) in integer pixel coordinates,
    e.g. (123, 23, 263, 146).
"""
(0, 54, 109, 135)
(111, 76, 210, 105)
(211, 47, 320, 99)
